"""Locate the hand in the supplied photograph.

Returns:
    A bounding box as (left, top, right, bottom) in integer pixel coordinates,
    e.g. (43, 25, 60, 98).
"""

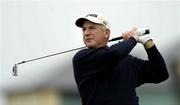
(122, 27, 139, 41)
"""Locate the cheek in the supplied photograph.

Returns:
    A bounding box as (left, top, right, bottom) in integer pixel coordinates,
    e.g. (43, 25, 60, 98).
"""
(95, 32, 106, 40)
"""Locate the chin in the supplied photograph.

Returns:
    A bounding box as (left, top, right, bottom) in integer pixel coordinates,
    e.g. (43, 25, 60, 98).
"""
(86, 44, 96, 48)
(85, 43, 97, 48)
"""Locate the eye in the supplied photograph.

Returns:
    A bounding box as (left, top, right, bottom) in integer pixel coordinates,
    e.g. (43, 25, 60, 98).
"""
(89, 26, 96, 30)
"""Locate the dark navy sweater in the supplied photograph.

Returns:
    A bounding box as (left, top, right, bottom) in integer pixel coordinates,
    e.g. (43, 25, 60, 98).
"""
(73, 37, 169, 105)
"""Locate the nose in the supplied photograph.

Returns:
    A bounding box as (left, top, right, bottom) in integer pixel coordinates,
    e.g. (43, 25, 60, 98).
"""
(83, 29, 91, 37)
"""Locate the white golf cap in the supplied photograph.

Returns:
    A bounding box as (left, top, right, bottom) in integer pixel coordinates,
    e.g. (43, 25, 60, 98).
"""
(75, 13, 110, 29)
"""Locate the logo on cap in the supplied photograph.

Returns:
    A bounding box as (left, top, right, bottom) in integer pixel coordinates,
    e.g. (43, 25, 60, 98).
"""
(85, 14, 98, 18)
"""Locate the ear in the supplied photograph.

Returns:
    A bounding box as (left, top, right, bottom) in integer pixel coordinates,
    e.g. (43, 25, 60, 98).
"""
(105, 29, 110, 39)
(105, 34, 109, 39)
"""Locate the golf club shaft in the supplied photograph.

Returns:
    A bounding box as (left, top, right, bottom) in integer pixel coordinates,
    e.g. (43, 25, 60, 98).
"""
(16, 29, 150, 65)
(12, 37, 121, 76)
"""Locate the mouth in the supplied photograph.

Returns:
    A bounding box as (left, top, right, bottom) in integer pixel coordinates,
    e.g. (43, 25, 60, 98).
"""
(85, 38, 94, 42)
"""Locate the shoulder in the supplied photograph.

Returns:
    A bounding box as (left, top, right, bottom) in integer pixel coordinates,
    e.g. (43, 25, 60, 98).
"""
(73, 48, 88, 61)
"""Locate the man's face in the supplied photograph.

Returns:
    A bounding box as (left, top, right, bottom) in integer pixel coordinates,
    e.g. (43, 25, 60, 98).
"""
(82, 21, 109, 48)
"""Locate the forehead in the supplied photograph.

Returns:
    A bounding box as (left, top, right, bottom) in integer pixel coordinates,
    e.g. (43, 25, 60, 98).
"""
(82, 20, 98, 27)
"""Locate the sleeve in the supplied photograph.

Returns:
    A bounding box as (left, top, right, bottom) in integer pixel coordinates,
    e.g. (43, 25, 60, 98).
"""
(74, 37, 137, 62)
(109, 37, 137, 58)
(135, 45, 169, 87)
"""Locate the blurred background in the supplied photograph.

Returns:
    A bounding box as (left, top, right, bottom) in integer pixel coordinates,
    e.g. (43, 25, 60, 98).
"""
(0, 0, 180, 105)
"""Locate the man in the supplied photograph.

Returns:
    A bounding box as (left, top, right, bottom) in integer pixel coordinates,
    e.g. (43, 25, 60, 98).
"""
(72, 13, 169, 105)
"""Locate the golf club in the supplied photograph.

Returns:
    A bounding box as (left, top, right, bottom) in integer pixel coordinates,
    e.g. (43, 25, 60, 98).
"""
(12, 29, 150, 76)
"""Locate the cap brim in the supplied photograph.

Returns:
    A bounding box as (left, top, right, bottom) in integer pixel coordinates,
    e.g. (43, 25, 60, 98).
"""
(75, 18, 88, 28)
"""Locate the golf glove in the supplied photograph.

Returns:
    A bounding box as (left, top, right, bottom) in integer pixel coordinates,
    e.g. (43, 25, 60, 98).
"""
(137, 34, 152, 45)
